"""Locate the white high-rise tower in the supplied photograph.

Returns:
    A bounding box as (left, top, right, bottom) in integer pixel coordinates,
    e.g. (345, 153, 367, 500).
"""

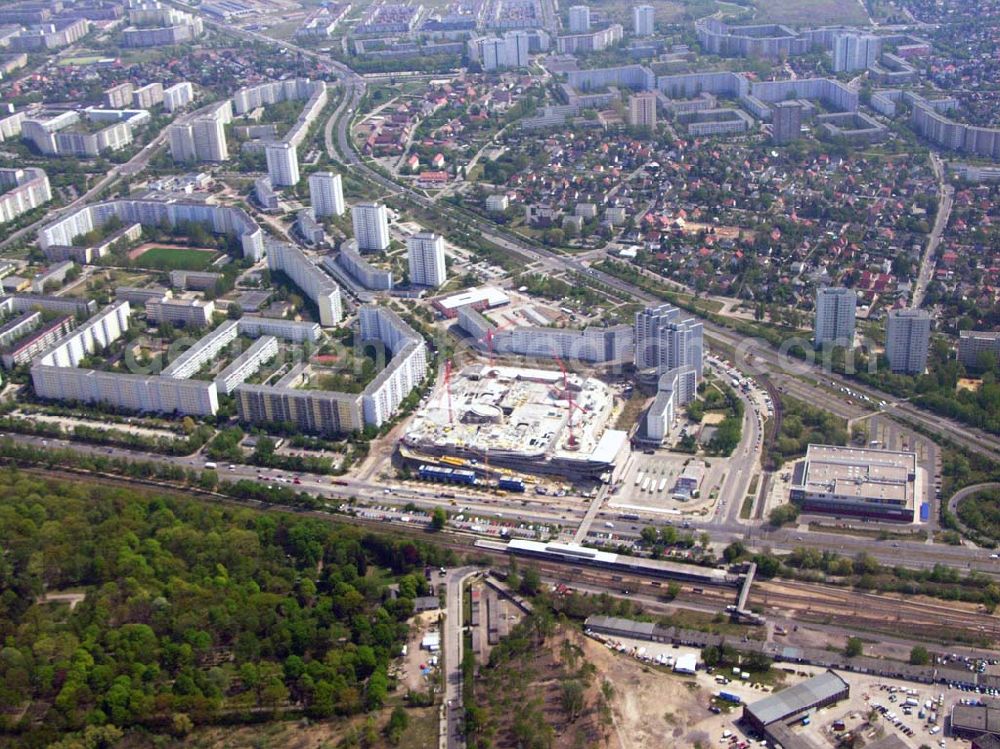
(308, 172, 345, 217)
(352, 202, 390, 251)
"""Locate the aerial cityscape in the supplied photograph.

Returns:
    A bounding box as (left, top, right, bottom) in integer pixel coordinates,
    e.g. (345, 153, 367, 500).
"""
(0, 0, 997, 746)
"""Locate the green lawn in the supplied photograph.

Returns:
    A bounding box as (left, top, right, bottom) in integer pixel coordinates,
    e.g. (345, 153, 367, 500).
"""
(135, 246, 220, 271)
(753, 0, 868, 25)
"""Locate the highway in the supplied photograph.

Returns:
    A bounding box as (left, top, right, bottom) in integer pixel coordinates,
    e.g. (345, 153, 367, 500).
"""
(5, 428, 1000, 577)
(186, 13, 1000, 469)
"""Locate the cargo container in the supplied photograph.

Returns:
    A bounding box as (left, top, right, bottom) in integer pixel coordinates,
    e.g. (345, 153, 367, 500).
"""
(718, 691, 741, 704)
(498, 477, 526, 492)
(419, 464, 477, 485)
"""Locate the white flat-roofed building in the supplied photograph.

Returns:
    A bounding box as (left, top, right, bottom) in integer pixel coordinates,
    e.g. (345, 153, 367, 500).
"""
(789, 443, 920, 522)
(234, 305, 425, 435)
(32, 364, 219, 414)
(641, 364, 697, 443)
(359, 305, 428, 427)
(297, 209, 325, 246)
(132, 82, 164, 109)
(266, 140, 300, 187)
(22, 110, 135, 157)
(0, 310, 42, 350)
(238, 316, 322, 343)
(266, 241, 342, 326)
(504, 30, 531, 67)
(832, 32, 880, 72)
(104, 82, 134, 109)
(38, 199, 264, 262)
(163, 82, 194, 112)
(628, 91, 657, 129)
(9, 18, 88, 51)
(0, 167, 51, 224)
(634, 303, 702, 377)
(432, 286, 510, 317)
(568, 4, 590, 33)
(309, 171, 345, 217)
(633, 4, 654, 35)
(1, 315, 75, 369)
(352, 202, 390, 251)
(458, 305, 633, 363)
(407, 231, 446, 287)
(231, 78, 323, 116)
(1, 293, 96, 318)
(146, 297, 215, 328)
(170, 115, 228, 162)
(235, 383, 364, 435)
(121, 6, 202, 47)
(486, 193, 509, 212)
(161, 319, 238, 379)
(814, 286, 857, 347)
(116, 286, 171, 305)
(0, 110, 25, 143)
(30, 260, 74, 294)
(214, 335, 278, 394)
(886, 308, 931, 374)
(958, 330, 1000, 369)
(254, 176, 279, 211)
(334, 241, 394, 290)
(35, 301, 130, 369)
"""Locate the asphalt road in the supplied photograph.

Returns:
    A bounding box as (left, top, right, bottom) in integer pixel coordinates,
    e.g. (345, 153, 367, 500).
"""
(912, 151, 954, 309)
(6, 427, 1000, 577)
(443, 567, 478, 749)
(199, 15, 1000, 468)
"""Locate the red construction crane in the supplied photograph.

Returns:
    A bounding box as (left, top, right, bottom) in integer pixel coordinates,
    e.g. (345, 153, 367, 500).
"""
(484, 328, 495, 367)
(555, 356, 569, 390)
(444, 359, 454, 424)
(565, 390, 587, 448)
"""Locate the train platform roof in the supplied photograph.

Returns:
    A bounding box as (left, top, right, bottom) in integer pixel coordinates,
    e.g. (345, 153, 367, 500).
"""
(504, 540, 736, 584)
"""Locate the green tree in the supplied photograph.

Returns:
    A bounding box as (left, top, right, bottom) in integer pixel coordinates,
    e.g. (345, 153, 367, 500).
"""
(520, 567, 542, 596)
(769, 504, 800, 527)
(909, 645, 930, 665)
(386, 706, 409, 745)
(845, 637, 863, 657)
(431, 506, 447, 531)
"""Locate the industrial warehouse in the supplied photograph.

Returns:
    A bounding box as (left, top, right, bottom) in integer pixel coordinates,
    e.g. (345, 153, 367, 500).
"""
(742, 671, 851, 747)
(788, 444, 922, 522)
(951, 704, 1000, 741)
(401, 363, 630, 481)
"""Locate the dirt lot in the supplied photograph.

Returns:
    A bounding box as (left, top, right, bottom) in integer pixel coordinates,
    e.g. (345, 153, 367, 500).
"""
(400, 611, 442, 693)
(580, 635, 715, 749)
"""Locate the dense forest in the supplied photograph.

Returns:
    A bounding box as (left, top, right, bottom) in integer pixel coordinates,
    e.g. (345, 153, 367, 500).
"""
(0, 470, 455, 747)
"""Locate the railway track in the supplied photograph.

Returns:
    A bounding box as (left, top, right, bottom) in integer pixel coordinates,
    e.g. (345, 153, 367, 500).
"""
(752, 580, 997, 642)
(9, 463, 997, 645)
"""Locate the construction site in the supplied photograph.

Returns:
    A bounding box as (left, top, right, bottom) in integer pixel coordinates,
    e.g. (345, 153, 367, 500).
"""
(400, 363, 631, 482)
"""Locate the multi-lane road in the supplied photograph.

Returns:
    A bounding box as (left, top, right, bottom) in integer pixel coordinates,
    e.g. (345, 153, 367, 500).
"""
(5, 426, 999, 577)
(191, 14, 1000, 468)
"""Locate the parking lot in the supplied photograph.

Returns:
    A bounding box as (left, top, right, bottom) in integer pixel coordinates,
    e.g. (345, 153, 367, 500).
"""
(613, 452, 723, 515)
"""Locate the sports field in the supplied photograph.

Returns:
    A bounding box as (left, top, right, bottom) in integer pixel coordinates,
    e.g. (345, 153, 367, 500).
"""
(133, 246, 220, 271)
(753, 0, 869, 25)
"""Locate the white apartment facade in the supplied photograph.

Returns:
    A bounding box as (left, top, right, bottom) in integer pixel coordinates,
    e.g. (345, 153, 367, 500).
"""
(407, 232, 447, 287)
(352, 202, 390, 251)
(309, 171, 345, 216)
